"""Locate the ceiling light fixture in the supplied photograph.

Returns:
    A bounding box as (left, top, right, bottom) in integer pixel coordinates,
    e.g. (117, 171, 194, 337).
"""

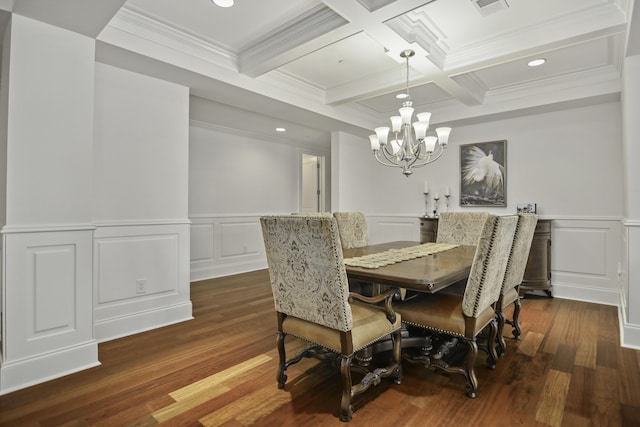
(275, 127, 286, 132)
(369, 49, 451, 177)
(527, 58, 546, 67)
(212, 0, 234, 7)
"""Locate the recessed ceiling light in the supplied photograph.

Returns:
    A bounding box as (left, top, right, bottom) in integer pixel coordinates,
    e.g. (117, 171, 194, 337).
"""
(275, 127, 286, 132)
(396, 93, 409, 99)
(527, 58, 546, 67)
(212, 0, 234, 7)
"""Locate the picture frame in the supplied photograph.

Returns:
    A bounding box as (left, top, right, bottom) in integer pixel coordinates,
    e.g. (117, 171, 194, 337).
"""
(460, 140, 507, 207)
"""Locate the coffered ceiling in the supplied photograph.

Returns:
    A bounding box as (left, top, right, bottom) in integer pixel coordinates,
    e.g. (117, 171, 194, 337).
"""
(2, 0, 634, 146)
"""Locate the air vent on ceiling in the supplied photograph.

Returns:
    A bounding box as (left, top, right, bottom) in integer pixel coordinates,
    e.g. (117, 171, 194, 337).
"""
(471, 0, 509, 17)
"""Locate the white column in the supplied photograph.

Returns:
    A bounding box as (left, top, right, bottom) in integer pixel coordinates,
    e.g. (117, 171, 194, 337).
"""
(621, 51, 640, 347)
(0, 14, 98, 394)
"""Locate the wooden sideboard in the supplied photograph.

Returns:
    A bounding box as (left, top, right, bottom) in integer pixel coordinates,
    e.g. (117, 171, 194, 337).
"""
(418, 216, 552, 296)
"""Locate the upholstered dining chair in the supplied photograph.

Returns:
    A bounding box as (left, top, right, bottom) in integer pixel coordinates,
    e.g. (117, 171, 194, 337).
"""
(333, 211, 380, 297)
(333, 212, 370, 249)
(260, 215, 402, 422)
(436, 211, 491, 246)
(496, 213, 538, 356)
(396, 214, 518, 398)
(434, 211, 492, 295)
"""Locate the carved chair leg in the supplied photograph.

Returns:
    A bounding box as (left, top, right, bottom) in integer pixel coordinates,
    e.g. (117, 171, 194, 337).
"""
(392, 329, 403, 384)
(339, 355, 354, 422)
(464, 339, 479, 398)
(511, 298, 522, 339)
(485, 320, 498, 369)
(496, 309, 507, 357)
(276, 331, 287, 388)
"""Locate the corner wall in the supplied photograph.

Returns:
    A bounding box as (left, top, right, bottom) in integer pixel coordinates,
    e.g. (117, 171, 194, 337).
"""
(92, 63, 192, 341)
(1, 15, 98, 394)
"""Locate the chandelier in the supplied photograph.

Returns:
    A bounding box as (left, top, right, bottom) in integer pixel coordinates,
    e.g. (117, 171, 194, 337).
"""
(369, 49, 452, 177)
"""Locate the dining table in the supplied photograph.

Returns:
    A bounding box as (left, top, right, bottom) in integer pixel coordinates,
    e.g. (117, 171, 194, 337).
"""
(342, 240, 477, 361)
(342, 240, 477, 294)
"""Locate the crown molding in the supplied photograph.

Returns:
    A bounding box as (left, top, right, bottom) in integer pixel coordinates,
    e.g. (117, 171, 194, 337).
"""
(386, 9, 448, 70)
(445, 3, 627, 71)
(102, 6, 238, 70)
(238, 5, 348, 77)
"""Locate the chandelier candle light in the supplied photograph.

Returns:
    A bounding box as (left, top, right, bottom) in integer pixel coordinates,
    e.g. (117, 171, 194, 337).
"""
(369, 49, 452, 177)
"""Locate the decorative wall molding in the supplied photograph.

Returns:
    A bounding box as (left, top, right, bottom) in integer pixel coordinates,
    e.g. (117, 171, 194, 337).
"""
(1, 229, 97, 395)
(550, 218, 622, 306)
(189, 214, 625, 319)
(94, 222, 192, 342)
(0, 341, 99, 396)
(1, 223, 96, 234)
(190, 215, 267, 282)
(619, 308, 640, 350)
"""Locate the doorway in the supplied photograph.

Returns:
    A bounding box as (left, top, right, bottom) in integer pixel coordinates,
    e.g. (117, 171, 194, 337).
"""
(301, 154, 325, 213)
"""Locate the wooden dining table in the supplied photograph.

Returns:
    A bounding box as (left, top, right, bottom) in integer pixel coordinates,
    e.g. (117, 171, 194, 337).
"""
(343, 241, 477, 294)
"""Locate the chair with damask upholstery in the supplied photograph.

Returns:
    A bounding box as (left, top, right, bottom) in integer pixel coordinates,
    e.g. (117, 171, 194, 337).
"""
(496, 213, 538, 356)
(260, 215, 402, 422)
(396, 214, 517, 398)
(436, 212, 491, 246)
(333, 212, 370, 249)
(333, 211, 380, 296)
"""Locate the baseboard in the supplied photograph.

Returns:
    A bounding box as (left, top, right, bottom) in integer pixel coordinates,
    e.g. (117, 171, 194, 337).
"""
(95, 302, 193, 342)
(618, 305, 640, 349)
(0, 341, 99, 395)
(190, 260, 267, 282)
(550, 281, 620, 306)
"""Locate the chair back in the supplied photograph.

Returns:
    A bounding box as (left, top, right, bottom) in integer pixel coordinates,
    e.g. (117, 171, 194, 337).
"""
(501, 214, 538, 294)
(436, 212, 491, 246)
(462, 215, 518, 318)
(333, 212, 370, 249)
(260, 215, 353, 332)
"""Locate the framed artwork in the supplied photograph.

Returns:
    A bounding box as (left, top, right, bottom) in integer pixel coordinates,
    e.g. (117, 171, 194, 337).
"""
(460, 140, 506, 207)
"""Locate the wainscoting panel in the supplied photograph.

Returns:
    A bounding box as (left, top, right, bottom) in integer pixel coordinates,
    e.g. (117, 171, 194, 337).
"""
(190, 215, 266, 281)
(1, 227, 98, 395)
(367, 215, 421, 244)
(550, 218, 622, 305)
(190, 223, 214, 263)
(219, 221, 262, 258)
(96, 234, 179, 304)
(28, 244, 77, 337)
(94, 222, 192, 342)
(188, 215, 623, 312)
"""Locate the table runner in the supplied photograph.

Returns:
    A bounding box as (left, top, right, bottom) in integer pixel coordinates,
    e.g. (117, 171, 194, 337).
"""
(343, 242, 459, 269)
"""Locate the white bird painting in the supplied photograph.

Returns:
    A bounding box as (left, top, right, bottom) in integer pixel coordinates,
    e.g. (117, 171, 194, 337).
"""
(460, 142, 506, 206)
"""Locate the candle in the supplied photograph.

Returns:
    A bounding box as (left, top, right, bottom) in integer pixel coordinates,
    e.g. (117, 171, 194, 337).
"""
(445, 186, 450, 196)
(424, 181, 429, 194)
(434, 192, 439, 199)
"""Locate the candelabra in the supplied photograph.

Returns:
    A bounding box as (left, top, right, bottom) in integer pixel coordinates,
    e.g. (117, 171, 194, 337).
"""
(424, 192, 430, 217)
(445, 193, 450, 211)
(433, 194, 440, 218)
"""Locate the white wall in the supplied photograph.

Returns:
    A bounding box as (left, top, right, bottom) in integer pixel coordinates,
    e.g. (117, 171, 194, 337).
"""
(189, 121, 329, 280)
(1, 14, 98, 394)
(93, 64, 188, 222)
(333, 102, 623, 218)
(333, 102, 624, 307)
(92, 63, 192, 342)
(189, 123, 300, 216)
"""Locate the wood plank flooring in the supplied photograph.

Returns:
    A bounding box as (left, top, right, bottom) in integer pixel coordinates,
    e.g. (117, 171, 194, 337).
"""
(1, 269, 639, 426)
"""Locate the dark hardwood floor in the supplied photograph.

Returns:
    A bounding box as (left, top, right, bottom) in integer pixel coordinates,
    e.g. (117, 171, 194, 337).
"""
(1, 269, 639, 426)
